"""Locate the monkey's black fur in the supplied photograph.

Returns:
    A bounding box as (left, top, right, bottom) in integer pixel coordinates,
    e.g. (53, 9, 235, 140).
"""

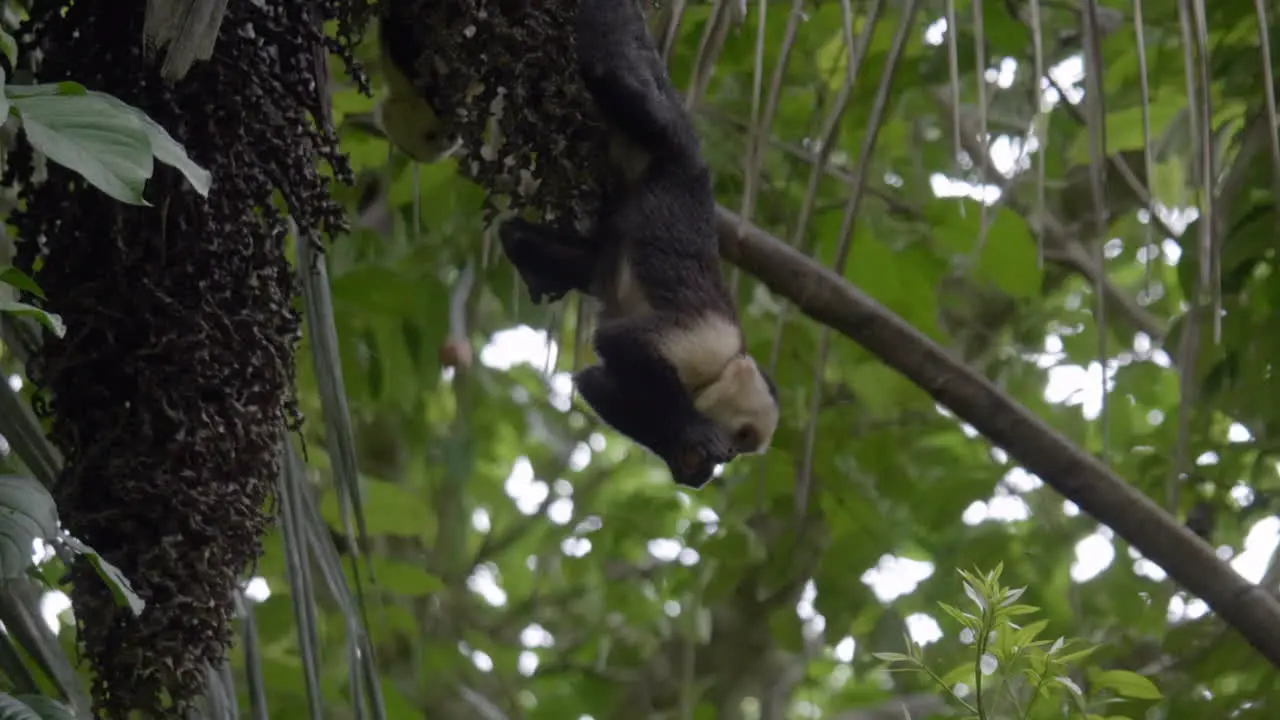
(500, 0, 775, 487)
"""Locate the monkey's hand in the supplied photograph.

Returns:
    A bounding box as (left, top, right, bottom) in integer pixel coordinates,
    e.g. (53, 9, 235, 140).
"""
(575, 364, 731, 488)
(499, 218, 596, 304)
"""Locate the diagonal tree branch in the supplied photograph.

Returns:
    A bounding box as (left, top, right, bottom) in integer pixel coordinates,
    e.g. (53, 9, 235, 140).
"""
(714, 206, 1280, 668)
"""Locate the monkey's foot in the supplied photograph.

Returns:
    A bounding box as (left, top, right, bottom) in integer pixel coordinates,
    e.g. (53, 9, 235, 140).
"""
(498, 218, 583, 305)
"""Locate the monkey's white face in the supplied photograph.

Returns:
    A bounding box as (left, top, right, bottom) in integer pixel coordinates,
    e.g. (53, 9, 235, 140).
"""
(656, 313, 779, 457)
(694, 355, 779, 456)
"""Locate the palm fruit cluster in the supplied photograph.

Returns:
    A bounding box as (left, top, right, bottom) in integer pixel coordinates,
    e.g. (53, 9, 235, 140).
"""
(3, 0, 364, 715)
(381, 0, 612, 226)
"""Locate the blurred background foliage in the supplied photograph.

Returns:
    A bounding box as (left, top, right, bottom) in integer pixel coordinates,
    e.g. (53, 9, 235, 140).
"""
(3, 0, 1280, 718)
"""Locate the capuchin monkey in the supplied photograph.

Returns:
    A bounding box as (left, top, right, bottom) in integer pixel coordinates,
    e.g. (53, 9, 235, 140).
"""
(500, 0, 780, 488)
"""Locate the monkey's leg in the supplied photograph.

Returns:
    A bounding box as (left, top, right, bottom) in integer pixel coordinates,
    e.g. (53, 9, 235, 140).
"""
(574, 364, 673, 452)
(499, 218, 598, 304)
(575, 364, 724, 488)
(575, 0, 699, 161)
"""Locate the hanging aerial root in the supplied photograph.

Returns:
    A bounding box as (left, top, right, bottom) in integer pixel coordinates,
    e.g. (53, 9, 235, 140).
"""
(4, 0, 364, 716)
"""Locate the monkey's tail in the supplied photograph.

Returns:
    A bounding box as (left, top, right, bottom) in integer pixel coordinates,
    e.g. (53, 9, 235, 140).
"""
(575, 0, 703, 168)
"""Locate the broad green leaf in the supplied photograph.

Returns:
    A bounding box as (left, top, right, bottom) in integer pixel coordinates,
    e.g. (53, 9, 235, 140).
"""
(11, 87, 211, 202)
(841, 228, 945, 336)
(934, 200, 1042, 298)
(0, 696, 73, 720)
(1149, 157, 1186, 208)
(0, 300, 63, 338)
(0, 68, 9, 122)
(330, 85, 378, 126)
(976, 211, 1042, 298)
(0, 268, 46, 299)
(844, 363, 917, 419)
(0, 30, 16, 70)
(0, 694, 41, 720)
(0, 476, 57, 579)
(320, 478, 437, 540)
(89, 91, 212, 196)
(13, 93, 153, 205)
(1091, 669, 1163, 700)
(369, 558, 445, 596)
(1069, 101, 1184, 163)
(940, 661, 975, 687)
(1011, 619, 1049, 647)
(768, 608, 804, 653)
(815, 29, 846, 89)
(59, 535, 146, 616)
(6, 82, 85, 99)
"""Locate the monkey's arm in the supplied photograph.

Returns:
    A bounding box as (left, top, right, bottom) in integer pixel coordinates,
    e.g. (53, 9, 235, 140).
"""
(574, 364, 726, 488)
(499, 219, 598, 304)
(587, 314, 733, 487)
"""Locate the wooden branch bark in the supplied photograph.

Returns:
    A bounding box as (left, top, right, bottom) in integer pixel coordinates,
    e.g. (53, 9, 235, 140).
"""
(714, 206, 1280, 668)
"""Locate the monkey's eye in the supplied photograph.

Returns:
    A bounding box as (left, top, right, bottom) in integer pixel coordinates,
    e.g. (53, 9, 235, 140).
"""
(732, 425, 758, 451)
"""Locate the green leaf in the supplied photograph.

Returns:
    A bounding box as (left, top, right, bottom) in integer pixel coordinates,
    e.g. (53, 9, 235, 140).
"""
(59, 535, 146, 616)
(0, 68, 10, 122)
(1001, 603, 1041, 616)
(1054, 644, 1099, 665)
(1091, 669, 1163, 700)
(369, 557, 445, 596)
(1011, 618, 1048, 647)
(13, 93, 153, 205)
(320, 478, 437, 540)
(940, 661, 975, 687)
(0, 694, 41, 720)
(0, 268, 46, 299)
(937, 601, 979, 628)
(89, 91, 212, 196)
(0, 30, 16, 71)
(768, 609, 804, 653)
(0, 476, 58, 579)
(0, 695, 74, 720)
(976, 211, 1042, 298)
(8, 84, 209, 201)
(1068, 101, 1184, 164)
(999, 585, 1027, 606)
(6, 82, 85, 99)
(1055, 675, 1084, 696)
(962, 579, 987, 612)
(870, 651, 914, 664)
(0, 300, 63, 338)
